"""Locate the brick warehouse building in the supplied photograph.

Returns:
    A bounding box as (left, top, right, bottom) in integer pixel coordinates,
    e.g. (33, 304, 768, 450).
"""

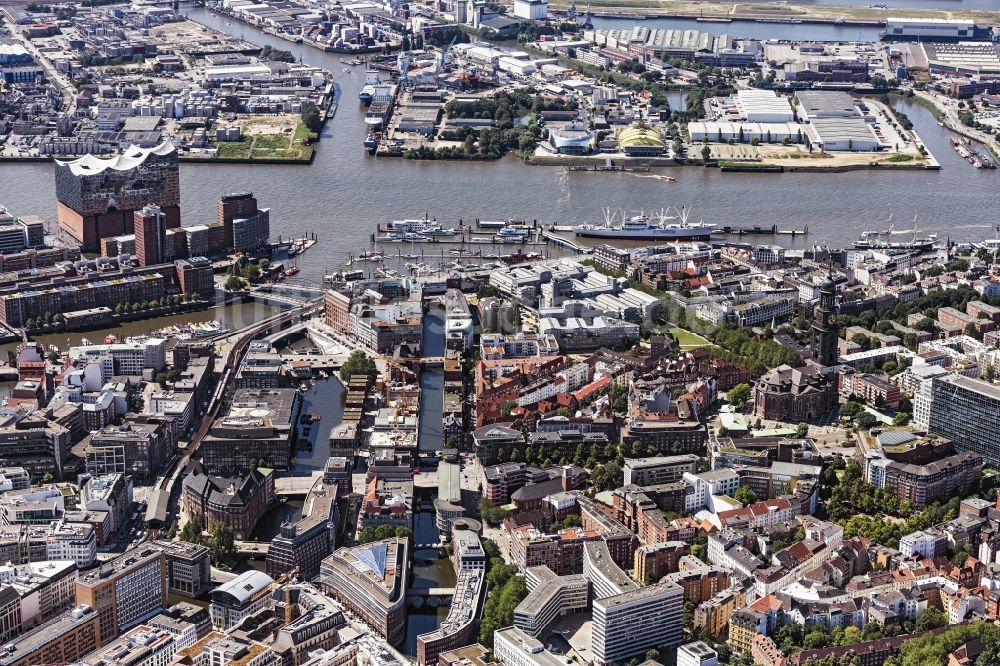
(55, 141, 181, 251)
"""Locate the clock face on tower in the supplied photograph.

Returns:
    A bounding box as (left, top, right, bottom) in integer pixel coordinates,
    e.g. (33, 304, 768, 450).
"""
(828, 314, 837, 326)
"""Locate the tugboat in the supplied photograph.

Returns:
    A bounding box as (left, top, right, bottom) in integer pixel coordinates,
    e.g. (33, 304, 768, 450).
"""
(364, 132, 378, 153)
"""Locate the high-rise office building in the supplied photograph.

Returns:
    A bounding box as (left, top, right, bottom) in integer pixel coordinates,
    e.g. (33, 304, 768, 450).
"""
(927, 374, 1000, 466)
(591, 582, 684, 665)
(134, 204, 166, 267)
(217, 192, 270, 251)
(319, 538, 409, 645)
(74, 545, 168, 643)
(54, 141, 181, 251)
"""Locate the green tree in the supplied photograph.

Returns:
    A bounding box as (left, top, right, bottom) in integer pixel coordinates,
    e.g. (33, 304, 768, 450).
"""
(207, 521, 236, 565)
(302, 105, 323, 134)
(224, 276, 246, 291)
(479, 571, 528, 647)
(734, 485, 758, 506)
(179, 514, 205, 544)
(479, 498, 511, 527)
(915, 607, 947, 631)
(339, 349, 377, 382)
(855, 412, 878, 430)
(701, 144, 711, 162)
(728, 383, 751, 408)
(260, 45, 296, 62)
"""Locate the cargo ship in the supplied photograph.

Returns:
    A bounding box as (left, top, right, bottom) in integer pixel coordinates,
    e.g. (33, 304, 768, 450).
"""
(358, 70, 380, 105)
(365, 84, 394, 128)
(573, 207, 714, 241)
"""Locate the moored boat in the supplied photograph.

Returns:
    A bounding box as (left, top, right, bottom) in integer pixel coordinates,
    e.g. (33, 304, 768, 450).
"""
(573, 206, 713, 241)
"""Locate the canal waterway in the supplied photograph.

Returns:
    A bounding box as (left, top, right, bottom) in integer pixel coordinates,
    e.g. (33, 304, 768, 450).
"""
(0, 299, 279, 357)
(418, 305, 445, 456)
(2, 6, 997, 289)
(404, 494, 458, 657)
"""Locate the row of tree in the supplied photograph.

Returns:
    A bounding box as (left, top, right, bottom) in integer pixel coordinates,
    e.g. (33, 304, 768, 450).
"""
(356, 524, 413, 546)
(770, 611, 944, 657)
(477, 540, 528, 647)
(23, 293, 201, 329)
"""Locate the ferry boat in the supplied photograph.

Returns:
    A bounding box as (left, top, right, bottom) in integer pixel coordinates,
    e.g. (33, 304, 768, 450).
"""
(191, 321, 225, 337)
(497, 225, 529, 242)
(573, 207, 714, 241)
(387, 219, 441, 233)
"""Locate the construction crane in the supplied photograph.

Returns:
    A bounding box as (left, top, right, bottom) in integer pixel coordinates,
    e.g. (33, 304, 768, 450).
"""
(397, 52, 412, 88)
(435, 33, 458, 74)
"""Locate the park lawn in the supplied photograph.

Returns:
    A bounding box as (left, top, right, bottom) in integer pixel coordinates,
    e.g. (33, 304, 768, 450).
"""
(294, 120, 318, 143)
(215, 138, 252, 159)
(669, 327, 715, 350)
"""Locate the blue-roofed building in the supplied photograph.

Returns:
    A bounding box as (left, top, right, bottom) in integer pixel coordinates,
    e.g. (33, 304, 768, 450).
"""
(319, 537, 409, 645)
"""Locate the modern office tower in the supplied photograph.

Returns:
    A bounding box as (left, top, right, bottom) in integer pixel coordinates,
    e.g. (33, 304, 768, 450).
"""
(209, 570, 274, 630)
(319, 538, 408, 645)
(176, 257, 215, 300)
(513, 565, 588, 637)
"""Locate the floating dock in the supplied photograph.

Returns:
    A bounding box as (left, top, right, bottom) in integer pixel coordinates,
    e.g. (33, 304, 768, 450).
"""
(713, 225, 808, 237)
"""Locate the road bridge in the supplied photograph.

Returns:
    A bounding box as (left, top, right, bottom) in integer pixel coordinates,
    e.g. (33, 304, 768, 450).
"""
(235, 541, 269, 558)
(275, 473, 324, 497)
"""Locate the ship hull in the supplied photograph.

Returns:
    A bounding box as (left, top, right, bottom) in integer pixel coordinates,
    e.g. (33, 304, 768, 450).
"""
(574, 228, 714, 240)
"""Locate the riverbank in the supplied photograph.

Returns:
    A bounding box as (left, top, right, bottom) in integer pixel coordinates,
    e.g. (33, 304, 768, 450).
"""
(6, 3, 998, 265)
(554, 0, 1000, 26)
(18, 299, 213, 337)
